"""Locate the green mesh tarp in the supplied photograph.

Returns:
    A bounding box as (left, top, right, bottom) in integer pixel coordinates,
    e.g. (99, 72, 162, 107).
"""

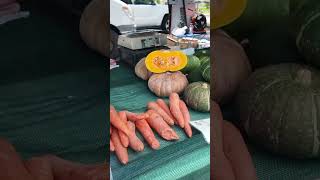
(0, 1, 104, 85)
(252, 149, 320, 180)
(110, 63, 210, 180)
(0, 2, 107, 163)
(0, 69, 108, 163)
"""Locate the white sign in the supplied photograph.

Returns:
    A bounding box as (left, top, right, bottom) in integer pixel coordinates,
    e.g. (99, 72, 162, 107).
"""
(190, 118, 210, 144)
(110, 167, 113, 180)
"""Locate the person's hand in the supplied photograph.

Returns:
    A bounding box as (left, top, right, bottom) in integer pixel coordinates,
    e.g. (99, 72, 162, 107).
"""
(42, 155, 108, 180)
(66, 164, 108, 180)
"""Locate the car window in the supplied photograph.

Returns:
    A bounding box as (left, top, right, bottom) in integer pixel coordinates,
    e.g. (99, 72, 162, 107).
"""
(121, 0, 133, 4)
(133, 0, 156, 5)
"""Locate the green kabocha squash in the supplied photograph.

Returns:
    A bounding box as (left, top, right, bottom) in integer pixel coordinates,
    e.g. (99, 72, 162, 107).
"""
(223, 0, 289, 39)
(181, 55, 201, 74)
(236, 63, 320, 159)
(212, 30, 251, 104)
(79, 0, 107, 57)
(246, 21, 303, 69)
(187, 68, 205, 83)
(199, 56, 210, 66)
(194, 49, 210, 59)
(290, 0, 320, 68)
(200, 58, 210, 82)
(183, 82, 210, 112)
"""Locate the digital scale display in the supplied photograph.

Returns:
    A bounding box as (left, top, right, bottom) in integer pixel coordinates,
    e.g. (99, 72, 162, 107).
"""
(118, 31, 166, 50)
(141, 37, 160, 48)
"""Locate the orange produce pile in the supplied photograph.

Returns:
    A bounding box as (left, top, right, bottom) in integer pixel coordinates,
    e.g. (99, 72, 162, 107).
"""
(110, 93, 193, 165)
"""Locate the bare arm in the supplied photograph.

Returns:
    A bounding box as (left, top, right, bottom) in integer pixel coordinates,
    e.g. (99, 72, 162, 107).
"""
(212, 101, 235, 180)
(0, 138, 34, 180)
(223, 120, 257, 180)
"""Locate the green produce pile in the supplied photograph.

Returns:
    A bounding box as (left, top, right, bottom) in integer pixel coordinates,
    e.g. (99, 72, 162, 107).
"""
(184, 54, 210, 83)
(134, 49, 211, 113)
(177, 50, 211, 112)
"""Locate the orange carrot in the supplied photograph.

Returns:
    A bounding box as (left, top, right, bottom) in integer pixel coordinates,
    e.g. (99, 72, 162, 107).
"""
(111, 128, 129, 164)
(127, 121, 144, 152)
(110, 139, 115, 152)
(157, 99, 177, 125)
(169, 93, 185, 128)
(156, 99, 175, 120)
(110, 106, 130, 136)
(147, 102, 174, 125)
(118, 111, 129, 147)
(179, 100, 192, 138)
(146, 110, 179, 140)
(135, 119, 160, 149)
(125, 111, 149, 122)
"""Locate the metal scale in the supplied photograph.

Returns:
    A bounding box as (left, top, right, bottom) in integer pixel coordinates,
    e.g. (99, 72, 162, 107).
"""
(118, 0, 199, 51)
(117, 0, 204, 66)
(118, 29, 169, 66)
(118, 30, 167, 50)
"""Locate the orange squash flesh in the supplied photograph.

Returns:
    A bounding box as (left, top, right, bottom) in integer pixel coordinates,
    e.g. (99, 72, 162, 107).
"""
(145, 50, 187, 73)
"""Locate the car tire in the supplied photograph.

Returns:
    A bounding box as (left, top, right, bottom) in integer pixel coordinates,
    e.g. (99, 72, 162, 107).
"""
(161, 15, 170, 33)
(110, 29, 119, 59)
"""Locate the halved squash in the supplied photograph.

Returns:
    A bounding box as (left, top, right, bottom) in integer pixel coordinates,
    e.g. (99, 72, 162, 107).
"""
(145, 50, 188, 73)
(212, 0, 247, 29)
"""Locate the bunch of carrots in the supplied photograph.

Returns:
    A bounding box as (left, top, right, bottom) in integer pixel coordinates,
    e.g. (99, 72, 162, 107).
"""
(110, 93, 192, 164)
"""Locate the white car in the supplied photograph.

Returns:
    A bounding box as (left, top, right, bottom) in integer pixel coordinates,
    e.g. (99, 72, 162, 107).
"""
(110, 0, 169, 58)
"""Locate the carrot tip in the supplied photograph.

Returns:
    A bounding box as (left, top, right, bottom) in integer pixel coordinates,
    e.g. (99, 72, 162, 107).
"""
(186, 131, 192, 138)
(171, 136, 179, 140)
(162, 130, 179, 140)
(151, 142, 160, 149)
(121, 160, 128, 164)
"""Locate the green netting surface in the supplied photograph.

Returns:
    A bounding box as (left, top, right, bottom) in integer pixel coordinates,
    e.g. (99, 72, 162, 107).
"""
(252, 149, 320, 180)
(0, 2, 108, 164)
(0, 69, 108, 163)
(110, 63, 210, 180)
(0, 1, 103, 85)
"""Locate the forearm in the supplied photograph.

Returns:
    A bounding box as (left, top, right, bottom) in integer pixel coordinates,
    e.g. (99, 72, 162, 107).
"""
(212, 101, 235, 180)
(44, 155, 107, 180)
(0, 138, 34, 180)
(223, 120, 257, 180)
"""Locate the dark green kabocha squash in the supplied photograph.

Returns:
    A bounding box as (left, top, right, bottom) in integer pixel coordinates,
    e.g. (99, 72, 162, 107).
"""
(181, 55, 201, 74)
(236, 63, 320, 159)
(246, 21, 303, 69)
(290, 0, 320, 68)
(184, 82, 210, 112)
